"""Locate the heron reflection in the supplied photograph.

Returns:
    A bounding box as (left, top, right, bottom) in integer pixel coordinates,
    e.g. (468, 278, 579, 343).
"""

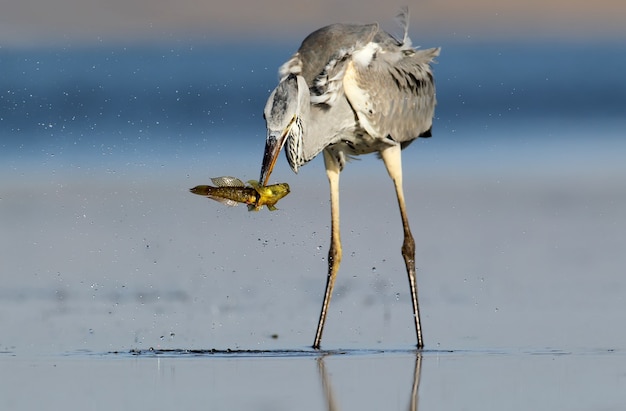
(316, 353, 423, 411)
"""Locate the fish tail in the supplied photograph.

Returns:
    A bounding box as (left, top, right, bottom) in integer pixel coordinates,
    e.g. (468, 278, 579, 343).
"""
(189, 185, 213, 196)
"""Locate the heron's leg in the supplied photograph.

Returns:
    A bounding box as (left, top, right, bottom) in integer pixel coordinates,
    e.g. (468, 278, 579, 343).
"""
(313, 150, 342, 349)
(380, 144, 424, 348)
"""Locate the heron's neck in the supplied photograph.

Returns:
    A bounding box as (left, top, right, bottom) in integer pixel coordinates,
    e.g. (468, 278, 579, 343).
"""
(292, 75, 356, 165)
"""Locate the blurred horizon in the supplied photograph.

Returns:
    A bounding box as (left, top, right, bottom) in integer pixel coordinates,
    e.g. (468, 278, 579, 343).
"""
(2, 0, 625, 176)
(2, 0, 626, 47)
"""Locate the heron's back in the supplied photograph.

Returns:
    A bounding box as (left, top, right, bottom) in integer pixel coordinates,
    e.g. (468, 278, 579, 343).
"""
(297, 24, 383, 83)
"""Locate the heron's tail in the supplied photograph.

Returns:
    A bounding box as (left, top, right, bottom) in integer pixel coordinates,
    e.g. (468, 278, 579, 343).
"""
(415, 47, 441, 64)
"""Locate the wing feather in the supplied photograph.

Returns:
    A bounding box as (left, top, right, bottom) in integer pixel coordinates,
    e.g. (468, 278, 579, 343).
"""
(343, 44, 440, 144)
(310, 48, 352, 105)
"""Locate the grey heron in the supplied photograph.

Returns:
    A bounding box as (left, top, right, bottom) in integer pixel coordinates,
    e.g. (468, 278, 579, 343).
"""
(259, 9, 439, 349)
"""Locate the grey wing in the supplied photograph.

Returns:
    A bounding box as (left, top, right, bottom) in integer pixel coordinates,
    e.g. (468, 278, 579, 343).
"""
(279, 23, 379, 84)
(309, 47, 353, 106)
(343, 45, 440, 144)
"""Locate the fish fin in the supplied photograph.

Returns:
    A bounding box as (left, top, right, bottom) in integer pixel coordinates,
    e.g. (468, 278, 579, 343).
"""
(247, 204, 261, 212)
(266, 205, 278, 211)
(211, 176, 245, 187)
(207, 195, 239, 207)
(246, 180, 261, 190)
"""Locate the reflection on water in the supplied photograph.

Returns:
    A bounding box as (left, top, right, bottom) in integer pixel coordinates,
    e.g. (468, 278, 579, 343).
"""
(111, 347, 426, 410)
(409, 354, 421, 411)
(3, 348, 625, 410)
(317, 353, 422, 411)
(317, 356, 339, 411)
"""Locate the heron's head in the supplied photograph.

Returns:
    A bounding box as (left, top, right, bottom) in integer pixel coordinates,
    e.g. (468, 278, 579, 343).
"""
(260, 74, 308, 186)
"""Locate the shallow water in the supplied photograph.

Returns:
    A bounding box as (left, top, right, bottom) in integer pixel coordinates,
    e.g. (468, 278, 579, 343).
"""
(3, 349, 626, 410)
(2, 40, 626, 409)
(3, 159, 626, 408)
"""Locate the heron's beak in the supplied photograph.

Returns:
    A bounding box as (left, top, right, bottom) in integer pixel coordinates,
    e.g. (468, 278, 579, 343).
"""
(259, 128, 288, 186)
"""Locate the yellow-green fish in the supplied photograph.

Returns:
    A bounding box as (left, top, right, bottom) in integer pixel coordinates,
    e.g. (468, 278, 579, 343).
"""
(190, 176, 290, 211)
